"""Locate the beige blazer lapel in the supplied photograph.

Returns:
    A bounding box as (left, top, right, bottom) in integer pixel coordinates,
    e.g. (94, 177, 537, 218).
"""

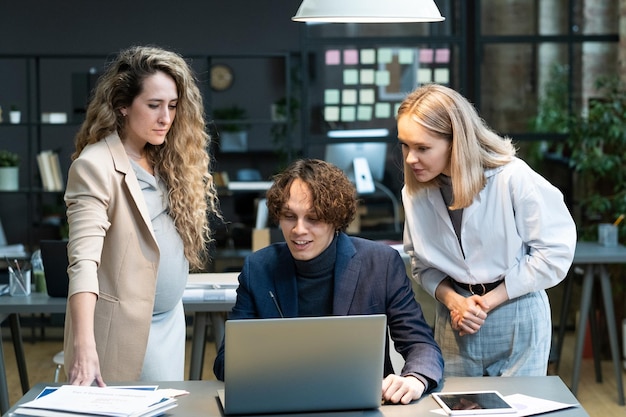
(104, 134, 158, 245)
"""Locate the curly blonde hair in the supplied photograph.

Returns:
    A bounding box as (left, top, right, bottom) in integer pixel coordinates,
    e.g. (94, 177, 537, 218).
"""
(73, 45, 220, 270)
(397, 84, 516, 209)
(266, 159, 357, 232)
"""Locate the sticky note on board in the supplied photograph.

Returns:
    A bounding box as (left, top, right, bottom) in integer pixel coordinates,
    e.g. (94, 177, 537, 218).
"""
(325, 89, 340, 104)
(343, 69, 359, 85)
(360, 69, 375, 84)
(324, 106, 340, 121)
(360, 49, 376, 64)
(326, 50, 341, 65)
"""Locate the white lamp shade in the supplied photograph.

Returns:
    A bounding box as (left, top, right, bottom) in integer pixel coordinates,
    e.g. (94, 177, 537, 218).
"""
(292, 0, 446, 23)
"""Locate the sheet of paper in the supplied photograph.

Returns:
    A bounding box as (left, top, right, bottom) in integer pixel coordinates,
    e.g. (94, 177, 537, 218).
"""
(182, 288, 237, 302)
(186, 272, 239, 288)
(17, 385, 177, 417)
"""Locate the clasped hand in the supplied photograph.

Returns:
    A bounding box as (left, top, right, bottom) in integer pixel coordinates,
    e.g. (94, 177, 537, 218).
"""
(449, 294, 490, 336)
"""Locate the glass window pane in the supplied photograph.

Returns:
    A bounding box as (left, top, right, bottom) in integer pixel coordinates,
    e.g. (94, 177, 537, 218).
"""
(575, 42, 619, 110)
(481, 0, 538, 36)
(480, 43, 536, 133)
(533, 43, 570, 134)
(572, 0, 618, 35)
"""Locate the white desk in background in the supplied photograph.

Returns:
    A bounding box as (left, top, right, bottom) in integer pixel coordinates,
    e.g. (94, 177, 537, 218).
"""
(3, 376, 589, 417)
(554, 241, 626, 405)
(0, 272, 237, 415)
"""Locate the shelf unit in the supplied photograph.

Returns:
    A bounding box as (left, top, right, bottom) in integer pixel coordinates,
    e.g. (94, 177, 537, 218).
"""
(0, 52, 296, 252)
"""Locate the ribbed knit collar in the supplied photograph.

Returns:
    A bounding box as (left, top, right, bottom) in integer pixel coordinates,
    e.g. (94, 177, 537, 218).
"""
(293, 234, 337, 278)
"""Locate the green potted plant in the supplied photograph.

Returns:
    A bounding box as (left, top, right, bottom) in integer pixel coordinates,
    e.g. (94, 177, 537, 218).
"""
(530, 69, 626, 332)
(0, 149, 20, 190)
(270, 95, 300, 171)
(530, 68, 626, 238)
(527, 64, 570, 171)
(212, 105, 249, 152)
(270, 63, 302, 171)
(561, 76, 626, 362)
(566, 76, 626, 239)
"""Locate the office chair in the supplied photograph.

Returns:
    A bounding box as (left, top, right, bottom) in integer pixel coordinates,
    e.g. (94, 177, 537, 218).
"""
(53, 350, 64, 382)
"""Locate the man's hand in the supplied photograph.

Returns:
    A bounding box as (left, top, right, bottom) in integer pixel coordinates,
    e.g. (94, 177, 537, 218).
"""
(382, 374, 425, 404)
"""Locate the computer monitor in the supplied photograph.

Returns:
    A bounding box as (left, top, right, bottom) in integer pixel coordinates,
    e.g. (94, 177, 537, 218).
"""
(324, 142, 387, 194)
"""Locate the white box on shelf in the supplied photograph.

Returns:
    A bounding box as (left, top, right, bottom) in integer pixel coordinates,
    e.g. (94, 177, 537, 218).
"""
(41, 112, 68, 124)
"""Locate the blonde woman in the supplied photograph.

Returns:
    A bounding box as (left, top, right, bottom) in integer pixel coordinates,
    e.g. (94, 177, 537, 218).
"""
(64, 45, 220, 385)
(397, 84, 576, 377)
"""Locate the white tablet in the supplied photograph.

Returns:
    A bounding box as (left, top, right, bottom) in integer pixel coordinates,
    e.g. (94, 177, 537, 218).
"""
(432, 391, 517, 415)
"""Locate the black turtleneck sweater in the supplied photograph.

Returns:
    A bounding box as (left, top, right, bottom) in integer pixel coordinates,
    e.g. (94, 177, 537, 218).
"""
(293, 236, 337, 316)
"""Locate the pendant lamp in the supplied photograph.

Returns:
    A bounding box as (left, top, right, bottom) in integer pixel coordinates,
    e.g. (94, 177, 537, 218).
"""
(292, 0, 445, 23)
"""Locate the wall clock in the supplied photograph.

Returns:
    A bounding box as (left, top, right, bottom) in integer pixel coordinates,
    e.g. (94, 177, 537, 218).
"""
(210, 64, 234, 91)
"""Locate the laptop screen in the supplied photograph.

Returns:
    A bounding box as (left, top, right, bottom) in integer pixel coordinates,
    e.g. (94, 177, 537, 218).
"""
(39, 240, 69, 298)
(222, 314, 387, 415)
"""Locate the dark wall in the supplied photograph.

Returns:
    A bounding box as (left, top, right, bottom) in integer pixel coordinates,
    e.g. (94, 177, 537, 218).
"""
(0, 1, 305, 246)
(0, 1, 302, 55)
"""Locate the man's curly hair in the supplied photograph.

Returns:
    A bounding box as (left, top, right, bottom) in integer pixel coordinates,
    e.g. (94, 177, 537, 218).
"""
(266, 159, 357, 232)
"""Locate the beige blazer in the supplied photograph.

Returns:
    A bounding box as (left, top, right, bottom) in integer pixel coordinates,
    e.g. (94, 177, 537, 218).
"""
(63, 133, 160, 381)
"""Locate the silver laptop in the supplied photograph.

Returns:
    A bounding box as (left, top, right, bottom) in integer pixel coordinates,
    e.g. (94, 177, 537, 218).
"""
(219, 314, 387, 415)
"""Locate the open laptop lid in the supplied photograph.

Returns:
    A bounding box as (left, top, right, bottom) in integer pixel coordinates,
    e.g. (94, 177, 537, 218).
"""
(39, 240, 69, 298)
(221, 314, 387, 415)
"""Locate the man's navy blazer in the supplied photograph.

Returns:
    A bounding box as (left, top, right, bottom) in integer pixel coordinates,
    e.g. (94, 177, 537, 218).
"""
(213, 232, 443, 390)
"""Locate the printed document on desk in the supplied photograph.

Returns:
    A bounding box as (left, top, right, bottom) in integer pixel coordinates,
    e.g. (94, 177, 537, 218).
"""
(12, 385, 177, 417)
(183, 272, 239, 302)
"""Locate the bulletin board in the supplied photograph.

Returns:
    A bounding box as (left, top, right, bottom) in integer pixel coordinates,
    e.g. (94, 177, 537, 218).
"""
(319, 45, 452, 127)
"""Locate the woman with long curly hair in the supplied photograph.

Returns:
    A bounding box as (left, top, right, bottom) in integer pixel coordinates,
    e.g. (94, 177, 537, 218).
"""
(64, 45, 220, 385)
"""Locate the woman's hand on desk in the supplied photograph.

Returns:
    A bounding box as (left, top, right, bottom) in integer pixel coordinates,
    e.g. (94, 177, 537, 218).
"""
(381, 374, 425, 404)
(67, 346, 106, 387)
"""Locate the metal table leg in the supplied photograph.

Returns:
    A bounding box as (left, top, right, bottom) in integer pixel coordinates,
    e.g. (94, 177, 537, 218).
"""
(554, 274, 573, 373)
(571, 264, 593, 395)
(598, 265, 625, 405)
(0, 314, 10, 415)
(587, 289, 602, 383)
(209, 312, 225, 350)
(9, 314, 29, 394)
(188, 312, 209, 380)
